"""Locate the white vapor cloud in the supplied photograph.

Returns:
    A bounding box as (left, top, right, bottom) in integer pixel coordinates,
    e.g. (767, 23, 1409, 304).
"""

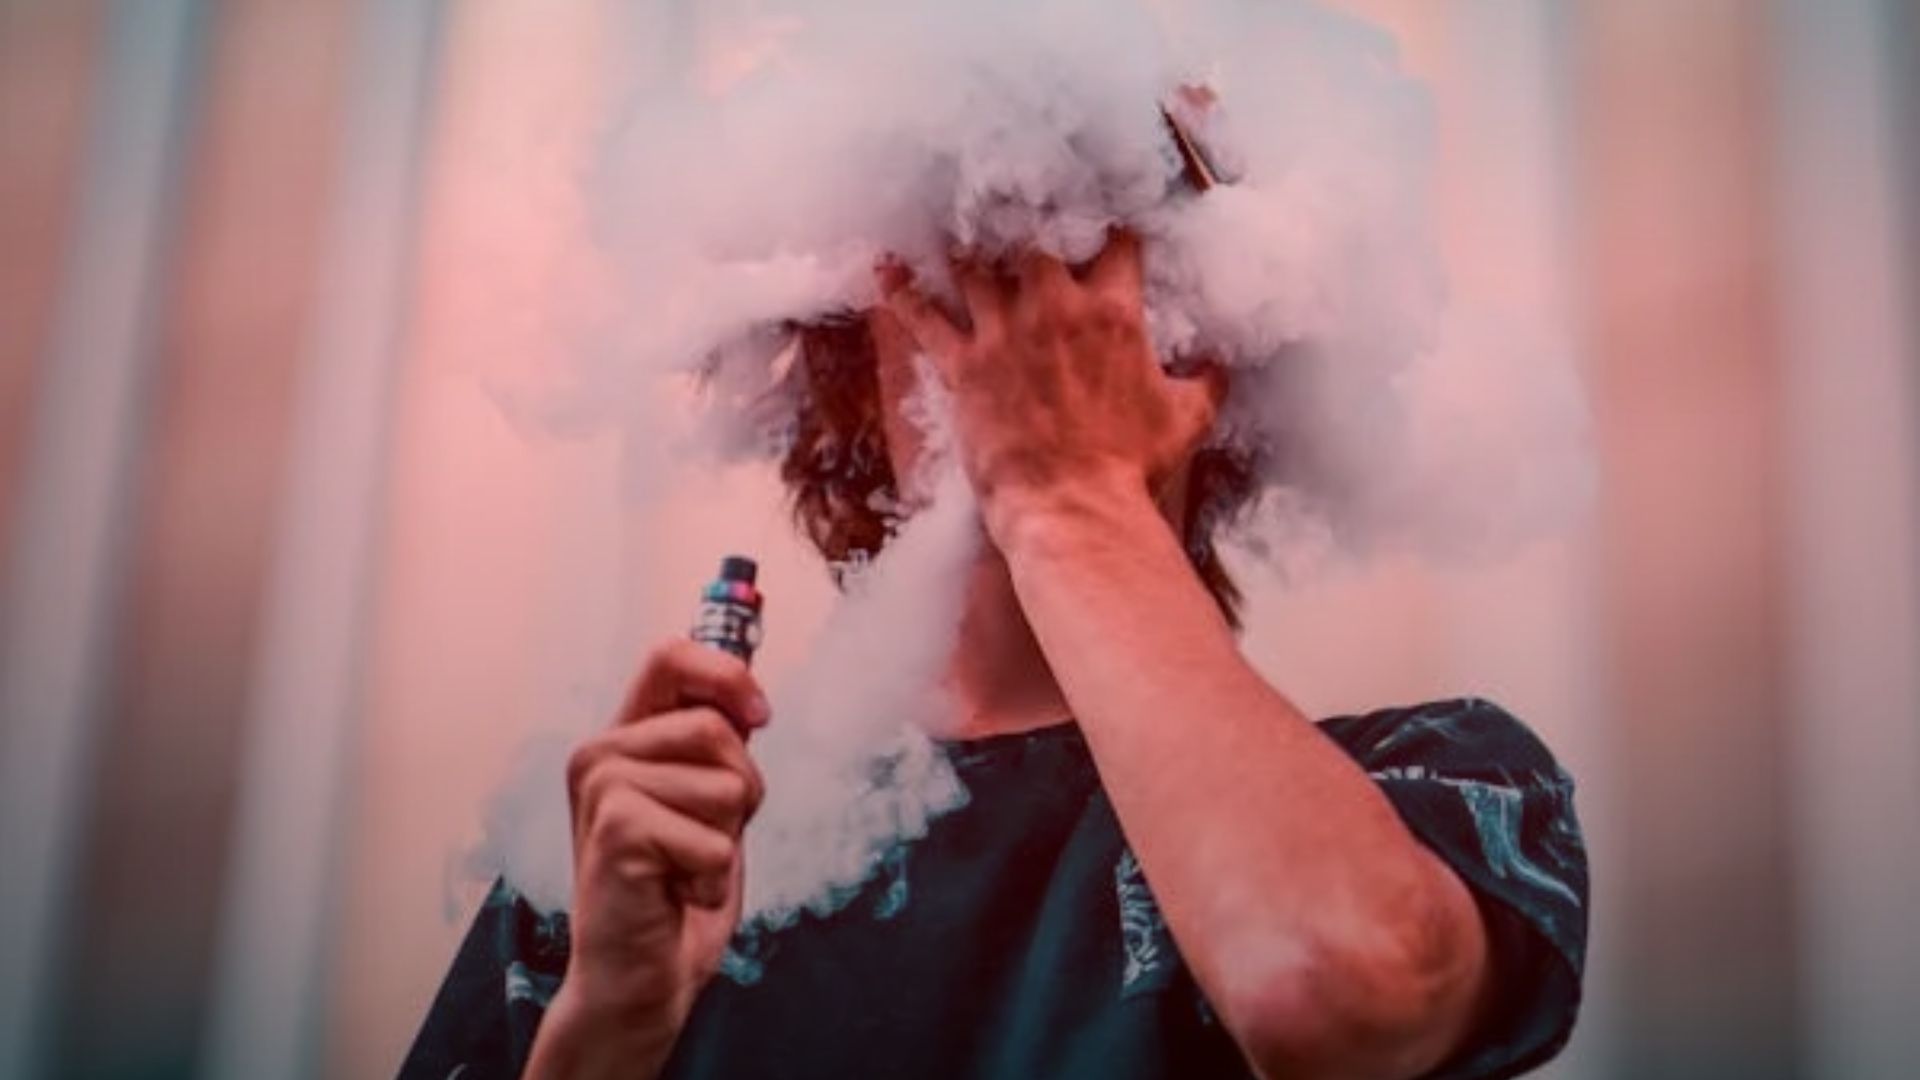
(464, 0, 1591, 926)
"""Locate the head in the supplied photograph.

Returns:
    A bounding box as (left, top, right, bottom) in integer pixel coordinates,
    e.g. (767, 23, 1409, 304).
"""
(777, 304, 1258, 629)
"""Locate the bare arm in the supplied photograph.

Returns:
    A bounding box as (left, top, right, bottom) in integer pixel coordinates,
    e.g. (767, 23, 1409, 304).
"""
(996, 474, 1488, 1079)
(525, 640, 770, 1080)
(884, 238, 1491, 1079)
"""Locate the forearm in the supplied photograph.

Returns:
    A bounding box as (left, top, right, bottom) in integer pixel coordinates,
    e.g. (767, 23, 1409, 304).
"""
(990, 476, 1486, 1078)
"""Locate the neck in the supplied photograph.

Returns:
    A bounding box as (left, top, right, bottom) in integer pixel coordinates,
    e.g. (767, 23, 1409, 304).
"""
(937, 550, 1074, 741)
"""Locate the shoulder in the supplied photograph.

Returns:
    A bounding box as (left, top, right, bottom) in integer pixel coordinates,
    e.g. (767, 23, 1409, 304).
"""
(1316, 697, 1568, 785)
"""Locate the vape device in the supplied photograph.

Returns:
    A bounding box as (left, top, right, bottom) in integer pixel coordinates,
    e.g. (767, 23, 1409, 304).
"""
(691, 555, 764, 665)
(1161, 84, 1235, 193)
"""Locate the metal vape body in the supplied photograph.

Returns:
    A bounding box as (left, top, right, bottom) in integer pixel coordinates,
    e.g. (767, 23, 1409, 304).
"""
(691, 555, 764, 664)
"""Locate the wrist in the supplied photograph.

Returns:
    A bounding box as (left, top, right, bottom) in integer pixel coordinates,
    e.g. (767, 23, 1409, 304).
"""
(526, 982, 683, 1080)
(981, 465, 1167, 567)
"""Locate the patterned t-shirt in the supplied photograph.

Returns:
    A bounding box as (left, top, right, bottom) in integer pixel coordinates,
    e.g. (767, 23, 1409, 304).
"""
(401, 699, 1587, 1079)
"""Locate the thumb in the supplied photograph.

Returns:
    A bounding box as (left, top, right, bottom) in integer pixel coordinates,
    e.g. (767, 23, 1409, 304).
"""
(875, 265, 967, 384)
(870, 305, 953, 395)
(1166, 361, 1227, 454)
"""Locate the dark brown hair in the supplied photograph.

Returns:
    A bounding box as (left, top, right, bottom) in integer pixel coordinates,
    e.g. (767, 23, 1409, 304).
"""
(778, 317, 1258, 629)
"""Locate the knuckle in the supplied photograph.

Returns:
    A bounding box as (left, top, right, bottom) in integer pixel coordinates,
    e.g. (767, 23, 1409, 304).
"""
(714, 769, 752, 810)
(577, 763, 623, 820)
(584, 813, 625, 855)
(690, 707, 736, 751)
(741, 764, 767, 815)
(699, 833, 738, 873)
(565, 740, 604, 795)
(586, 796, 646, 854)
(608, 854, 662, 889)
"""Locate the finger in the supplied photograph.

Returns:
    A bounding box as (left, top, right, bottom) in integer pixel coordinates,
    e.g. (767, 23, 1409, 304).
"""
(1015, 248, 1076, 305)
(570, 708, 762, 813)
(578, 758, 760, 837)
(1086, 228, 1144, 300)
(870, 304, 954, 395)
(948, 250, 1008, 336)
(623, 636, 770, 730)
(1166, 364, 1226, 451)
(877, 273, 967, 363)
(564, 711, 760, 845)
(1173, 356, 1229, 412)
(586, 789, 736, 905)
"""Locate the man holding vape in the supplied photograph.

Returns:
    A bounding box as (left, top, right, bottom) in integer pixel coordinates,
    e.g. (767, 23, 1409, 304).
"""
(405, 235, 1586, 1079)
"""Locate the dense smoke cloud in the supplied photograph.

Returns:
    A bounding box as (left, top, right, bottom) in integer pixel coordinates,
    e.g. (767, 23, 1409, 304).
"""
(468, 0, 1590, 924)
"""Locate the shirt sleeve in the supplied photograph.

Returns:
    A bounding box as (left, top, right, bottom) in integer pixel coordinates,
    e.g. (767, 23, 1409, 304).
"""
(398, 880, 569, 1080)
(1318, 698, 1589, 1080)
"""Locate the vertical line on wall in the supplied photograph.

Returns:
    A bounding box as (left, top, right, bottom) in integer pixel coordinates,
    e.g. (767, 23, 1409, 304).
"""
(0, 2, 208, 1076)
(198, 3, 446, 1079)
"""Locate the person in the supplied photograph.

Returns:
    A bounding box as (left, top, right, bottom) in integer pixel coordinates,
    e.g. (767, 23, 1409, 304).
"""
(401, 234, 1587, 1079)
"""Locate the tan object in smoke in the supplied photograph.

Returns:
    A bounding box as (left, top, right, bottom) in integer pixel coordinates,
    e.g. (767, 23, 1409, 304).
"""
(1162, 83, 1234, 192)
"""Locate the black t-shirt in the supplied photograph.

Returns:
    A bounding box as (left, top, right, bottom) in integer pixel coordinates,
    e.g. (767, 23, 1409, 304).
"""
(401, 699, 1587, 1079)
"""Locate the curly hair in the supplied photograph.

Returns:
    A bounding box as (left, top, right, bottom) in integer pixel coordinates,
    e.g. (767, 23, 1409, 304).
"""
(777, 317, 1258, 630)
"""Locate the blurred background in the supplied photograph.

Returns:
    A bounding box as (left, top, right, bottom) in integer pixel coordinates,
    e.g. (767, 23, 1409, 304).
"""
(2, 1, 1916, 1077)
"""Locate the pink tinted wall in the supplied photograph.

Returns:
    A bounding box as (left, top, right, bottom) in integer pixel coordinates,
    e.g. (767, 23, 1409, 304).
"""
(1, 2, 1915, 1077)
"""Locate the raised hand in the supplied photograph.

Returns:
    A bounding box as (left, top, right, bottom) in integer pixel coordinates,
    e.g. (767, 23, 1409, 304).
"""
(526, 639, 769, 1080)
(877, 232, 1223, 545)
